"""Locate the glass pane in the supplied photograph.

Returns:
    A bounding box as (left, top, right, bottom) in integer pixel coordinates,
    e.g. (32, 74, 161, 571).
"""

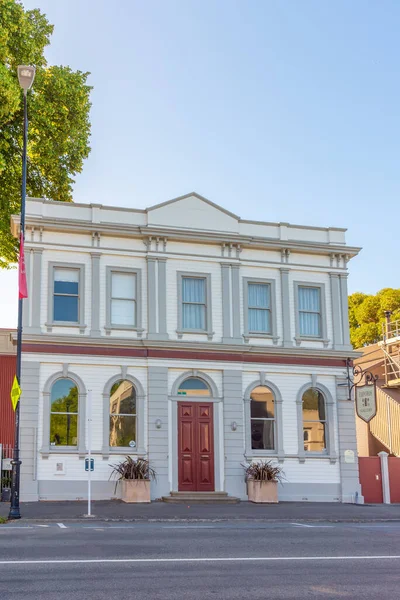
(251, 419, 275, 450)
(54, 281, 79, 295)
(299, 312, 321, 336)
(54, 295, 78, 322)
(51, 379, 78, 413)
(248, 283, 270, 308)
(110, 380, 136, 415)
(182, 277, 205, 303)
(178, 377, 211, 396)
(298, 287, 320, 311)
(303, 422, 325, 452)
(302, 388, 326, 420)
(183, 303, 206, 329)
(111, 299, 136, 326)
(109, 415, 136, 447)
(112, 273, 136, 299)
(54, 268, 79, 282)
(250, 386, 275, 418)
(248, 308, 271, 333)
(50, 414, 78, 446)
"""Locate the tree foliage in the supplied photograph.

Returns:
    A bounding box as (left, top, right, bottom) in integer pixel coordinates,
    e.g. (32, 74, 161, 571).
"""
(0, 0, 91, 267)
(349, 288, 400, 348)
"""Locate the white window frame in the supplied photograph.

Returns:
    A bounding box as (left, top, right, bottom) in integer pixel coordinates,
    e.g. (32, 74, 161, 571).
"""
(177, 272, 213, 339)
(296, 381, 337, 463)
(105, 267, 143, 335)
(243, 278, 279, 343)
(244, 378, 284, 462)
(40, 368, 87, 456)
(294, 281, 329, 347)
(46, 262, 86, 333)
(102, 373, 145, 456)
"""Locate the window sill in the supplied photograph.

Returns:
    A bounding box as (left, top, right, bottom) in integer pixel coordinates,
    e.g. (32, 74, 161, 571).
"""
(105, 326, 144, 337)
(176, 329, 214, 341)
(243, 333, 279, 345)
(295, 336, 329, 348)
(102, 447, 146, 458)
(41, 447, 86, 458)
(46, 322, 87, 334)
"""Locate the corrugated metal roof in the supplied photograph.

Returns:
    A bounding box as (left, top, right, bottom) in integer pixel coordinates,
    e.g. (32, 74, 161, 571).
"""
(0, 355, 16, 447)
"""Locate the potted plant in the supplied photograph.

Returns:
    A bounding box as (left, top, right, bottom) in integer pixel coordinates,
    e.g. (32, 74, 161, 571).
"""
(109, 457, 156, 503)
(1, 476, 11, 503)
(242, 460, 284, 503)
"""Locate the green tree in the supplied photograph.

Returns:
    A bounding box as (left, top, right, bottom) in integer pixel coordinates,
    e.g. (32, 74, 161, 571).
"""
(349, 288, 400, 348)
(0, 0, 91, 267)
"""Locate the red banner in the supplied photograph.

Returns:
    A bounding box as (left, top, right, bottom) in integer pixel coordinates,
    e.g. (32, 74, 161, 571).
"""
(18, 232, 28, 299)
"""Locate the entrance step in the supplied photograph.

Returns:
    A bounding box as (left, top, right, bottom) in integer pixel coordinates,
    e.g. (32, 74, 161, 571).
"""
(162, 491, 240, 504)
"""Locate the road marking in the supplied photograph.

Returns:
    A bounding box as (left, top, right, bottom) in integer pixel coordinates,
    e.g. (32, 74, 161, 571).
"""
(291, 523, 315, 528)
(57, 523, 67, 529)
(35, 525, 50, 528)
(162, 526, 216, 529)
(0, 555, 399, 565)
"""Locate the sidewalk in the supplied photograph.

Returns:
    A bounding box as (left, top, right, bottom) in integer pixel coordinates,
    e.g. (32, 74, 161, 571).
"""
(1, 500, 400, 522)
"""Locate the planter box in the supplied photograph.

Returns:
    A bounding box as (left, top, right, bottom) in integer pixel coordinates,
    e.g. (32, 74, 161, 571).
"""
(247, 480, 278, 503)
(121, 480, 151, 503)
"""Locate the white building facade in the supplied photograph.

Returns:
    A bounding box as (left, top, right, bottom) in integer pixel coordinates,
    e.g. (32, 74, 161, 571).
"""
(13, 193, 363, 502)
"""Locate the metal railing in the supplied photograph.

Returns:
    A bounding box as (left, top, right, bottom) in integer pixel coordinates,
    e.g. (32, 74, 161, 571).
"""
(370, 387, 400, 457)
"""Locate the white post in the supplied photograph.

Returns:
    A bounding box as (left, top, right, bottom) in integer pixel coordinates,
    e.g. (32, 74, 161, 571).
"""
(378, 451, 391, 504)
(87, 389, 92, 517)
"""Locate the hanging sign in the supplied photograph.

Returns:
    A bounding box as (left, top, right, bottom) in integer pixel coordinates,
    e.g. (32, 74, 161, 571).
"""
(356, 384, 377, 423)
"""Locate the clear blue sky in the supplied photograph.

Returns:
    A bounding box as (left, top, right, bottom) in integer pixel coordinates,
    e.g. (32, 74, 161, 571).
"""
(1, 0, 399, 326)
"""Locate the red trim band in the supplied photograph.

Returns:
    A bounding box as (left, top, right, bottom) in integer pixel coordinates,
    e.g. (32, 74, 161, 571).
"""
(22, 343, 347, 368)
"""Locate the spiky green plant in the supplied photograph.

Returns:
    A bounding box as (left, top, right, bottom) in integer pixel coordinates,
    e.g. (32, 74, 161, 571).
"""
(242, 460, 284, 483)
(109, 457, 156, 492)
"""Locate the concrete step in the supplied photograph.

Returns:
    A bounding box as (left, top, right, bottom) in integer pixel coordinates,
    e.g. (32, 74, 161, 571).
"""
(162, 492, 240, 504)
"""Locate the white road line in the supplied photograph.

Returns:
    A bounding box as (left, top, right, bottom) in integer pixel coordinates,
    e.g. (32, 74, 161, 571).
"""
(291, 523, 315, 528)
(57, 523, 67, 529)
(0, 555, 399, 566)
(35, 525, 49, 528)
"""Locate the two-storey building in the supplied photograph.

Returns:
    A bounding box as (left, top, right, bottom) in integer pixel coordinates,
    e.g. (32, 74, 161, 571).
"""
(12, 193, 363, 502)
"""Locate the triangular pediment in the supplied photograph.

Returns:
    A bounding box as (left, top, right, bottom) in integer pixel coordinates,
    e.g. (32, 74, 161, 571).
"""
(147, 193, 240, 233)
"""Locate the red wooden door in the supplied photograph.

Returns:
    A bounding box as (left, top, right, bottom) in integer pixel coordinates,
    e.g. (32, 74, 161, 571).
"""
(359, 457, 383, 503)
(178, 402, 214, 492)
(388, 458, 400, 503)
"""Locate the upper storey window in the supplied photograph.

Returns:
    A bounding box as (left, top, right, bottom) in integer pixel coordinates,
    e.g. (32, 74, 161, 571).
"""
(54, 268, 79, 322)
(298, 286, 321, 337)
(182, 276, 207, 330)
(111, 272, 137, 327)
(248, 282, 271, 333)
(177, 272, 213, 339)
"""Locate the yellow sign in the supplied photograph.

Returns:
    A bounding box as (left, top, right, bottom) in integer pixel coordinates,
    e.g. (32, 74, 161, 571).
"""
(11, 376, 21, 411)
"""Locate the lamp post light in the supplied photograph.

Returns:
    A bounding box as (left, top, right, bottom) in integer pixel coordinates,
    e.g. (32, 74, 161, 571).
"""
(9, 65, 36, 520)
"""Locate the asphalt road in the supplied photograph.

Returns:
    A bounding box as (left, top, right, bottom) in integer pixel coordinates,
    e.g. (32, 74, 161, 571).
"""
(1, 521, 400, 599)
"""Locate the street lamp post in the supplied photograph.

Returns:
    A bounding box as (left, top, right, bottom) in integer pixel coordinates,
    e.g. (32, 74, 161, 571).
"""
(9, 66, 36, 520)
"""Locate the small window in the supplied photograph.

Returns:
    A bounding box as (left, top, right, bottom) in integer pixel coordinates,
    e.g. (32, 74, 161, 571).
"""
(50, 378, 78, 446)
(111, 272, 136, 327)
(109, 380, 137, 447)
(177, 377, 211, 396)
(250, 386, 275, 450)
(302, 388, 326, 452)
(53, 268, 79, 323)
(298, 286, 321, 337)
(182, 277, 206, 330)
(248, 283, 271, 333)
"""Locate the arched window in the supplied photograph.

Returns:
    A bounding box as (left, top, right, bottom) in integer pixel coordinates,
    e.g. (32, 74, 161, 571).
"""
(177, 377, 211, 397)
(109, 380, 137, 448)
(50, 378, 78, 447)
(250, 386, 275, 450)
(302, 388, 326, 452)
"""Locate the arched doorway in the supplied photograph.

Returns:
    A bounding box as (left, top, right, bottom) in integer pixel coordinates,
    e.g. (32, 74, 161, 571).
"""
(177, 376, 215, 492)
